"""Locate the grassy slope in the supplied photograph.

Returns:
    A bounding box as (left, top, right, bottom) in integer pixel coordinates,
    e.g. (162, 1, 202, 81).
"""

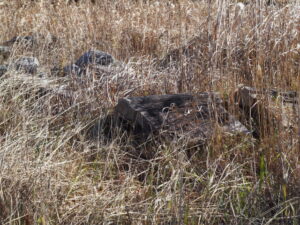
(0, 0, 299, 224)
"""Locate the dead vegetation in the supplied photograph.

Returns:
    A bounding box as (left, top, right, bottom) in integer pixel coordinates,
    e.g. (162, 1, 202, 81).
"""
(0, 0, 299, 224)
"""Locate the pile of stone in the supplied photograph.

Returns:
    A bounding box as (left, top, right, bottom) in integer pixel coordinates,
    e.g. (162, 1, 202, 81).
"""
(0, 35, 42, 76)
(0, 34, 298, 151)
(0, 35, 115, 78)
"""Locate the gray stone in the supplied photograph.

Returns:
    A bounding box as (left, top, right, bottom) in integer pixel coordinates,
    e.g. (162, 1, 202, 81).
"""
(63, 64, 81, 76)
(14, 57, 39, 74)
(75, 50, 114, 68)
(0, 65, 8, 77)
(234, 85, 299, 138)
(115, 93, 249, 144)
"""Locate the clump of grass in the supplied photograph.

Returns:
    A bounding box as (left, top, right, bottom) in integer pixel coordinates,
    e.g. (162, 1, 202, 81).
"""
(0, 0, 299, 224)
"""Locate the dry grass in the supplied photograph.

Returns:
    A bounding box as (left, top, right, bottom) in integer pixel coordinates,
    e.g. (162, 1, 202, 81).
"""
(0, 0, 299, 224)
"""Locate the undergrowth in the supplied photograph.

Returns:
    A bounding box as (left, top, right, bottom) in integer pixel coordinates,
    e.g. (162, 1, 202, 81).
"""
(0, 0, 299, 224)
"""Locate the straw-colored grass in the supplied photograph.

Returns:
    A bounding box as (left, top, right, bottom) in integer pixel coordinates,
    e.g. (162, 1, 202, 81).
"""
(0, 0, 299, 224)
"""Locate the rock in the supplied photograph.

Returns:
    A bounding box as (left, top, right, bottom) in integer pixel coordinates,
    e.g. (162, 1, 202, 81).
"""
(234, 85, 299, 138)
(75, 50, 114, 68)
(0, 65, 8, 77)
(14, 57, 39, 74)
(63, 64, 81, 76)
(114, 93, 249, 145)
(68, 0, 95, 4)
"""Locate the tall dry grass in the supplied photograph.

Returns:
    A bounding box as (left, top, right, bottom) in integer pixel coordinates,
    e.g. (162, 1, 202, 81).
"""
(0, 0, 299, 224)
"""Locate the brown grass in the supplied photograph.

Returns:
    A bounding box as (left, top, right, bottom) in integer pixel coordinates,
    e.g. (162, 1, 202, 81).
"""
(0, 0, 299, 224)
